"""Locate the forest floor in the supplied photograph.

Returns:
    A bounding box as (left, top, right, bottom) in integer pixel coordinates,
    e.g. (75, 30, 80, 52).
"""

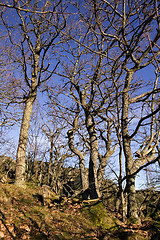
(0, 183, 159, 240)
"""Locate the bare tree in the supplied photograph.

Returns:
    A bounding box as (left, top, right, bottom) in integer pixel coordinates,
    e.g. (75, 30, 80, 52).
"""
(52, 13, 118, 198)
(41, 124, 72, 192)
(0, 0, 67, 187)
(68, 0, 160, 222)
(67, 103, 89, 197)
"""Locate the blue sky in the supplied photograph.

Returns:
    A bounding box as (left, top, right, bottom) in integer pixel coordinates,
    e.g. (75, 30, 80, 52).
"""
(0, 0, 159, 191)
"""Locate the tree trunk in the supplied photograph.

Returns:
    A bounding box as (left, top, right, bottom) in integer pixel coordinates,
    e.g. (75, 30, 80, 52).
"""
(79, 158, 89, 198)
(117, 139, 126, 221)
(126, 175, 139, 220)
(97, 157, 106, 192)
(15, 96, 36, 187)
(48, 135, 54, 185)
(123, 139, 140, 222)
(86, 113, 100, 199)
(14, 39, 39, 187)
(122, 70, 140, 222)
(67, 129, 88, 195)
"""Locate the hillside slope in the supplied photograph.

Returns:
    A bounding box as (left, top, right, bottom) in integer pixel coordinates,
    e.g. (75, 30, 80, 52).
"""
(0, 183, 159, 240)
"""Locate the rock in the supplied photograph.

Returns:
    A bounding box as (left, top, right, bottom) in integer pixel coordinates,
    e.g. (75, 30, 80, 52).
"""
(82, 202, 120, 230)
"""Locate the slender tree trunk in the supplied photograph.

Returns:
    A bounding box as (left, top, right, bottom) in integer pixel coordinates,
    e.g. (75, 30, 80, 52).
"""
(116, 145, 126, 221)
(38, 149, 46, 186)
(98, 122, 117, 194)
(118, 137, 126, 221)
(79, 158, 89, 196)
(86, 113, 100, 199)
(15, 95, 36, 187)
(67, 129, 88, 195)
(47, 135, 54, 185)
(33, 135, 38, 180)
(97, 158, 106, 192)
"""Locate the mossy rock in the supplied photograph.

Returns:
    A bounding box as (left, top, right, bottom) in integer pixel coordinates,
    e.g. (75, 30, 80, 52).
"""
(82, 201, 119, 230)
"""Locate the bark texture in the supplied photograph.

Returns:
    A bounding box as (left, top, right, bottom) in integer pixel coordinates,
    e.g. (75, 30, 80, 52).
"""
(85, 113, 100, 199)
(15, 95, 36, 186)
(122, 71, 140, 222)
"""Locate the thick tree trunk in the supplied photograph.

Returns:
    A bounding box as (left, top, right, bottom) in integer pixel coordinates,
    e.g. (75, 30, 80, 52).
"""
(15, 96, 36, 187)
(86, 113, 100, 199)
(122, 71, 140, 223)
(126, 175, 139, 220)
(123, 140, 139, 221)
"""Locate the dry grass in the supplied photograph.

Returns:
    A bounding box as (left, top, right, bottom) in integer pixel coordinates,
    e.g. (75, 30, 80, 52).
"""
(0, 183, 159, 240)
(0, 183, 101, 239)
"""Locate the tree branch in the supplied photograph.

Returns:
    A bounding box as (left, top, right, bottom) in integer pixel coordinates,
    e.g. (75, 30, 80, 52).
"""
(129, 105, 160, 139)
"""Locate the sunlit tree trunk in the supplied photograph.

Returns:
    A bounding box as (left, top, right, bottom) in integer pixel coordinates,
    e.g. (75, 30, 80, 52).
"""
(14, 37, 39, 186)
(15, 94, 36, 186)
(1, 0, 66, 187)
